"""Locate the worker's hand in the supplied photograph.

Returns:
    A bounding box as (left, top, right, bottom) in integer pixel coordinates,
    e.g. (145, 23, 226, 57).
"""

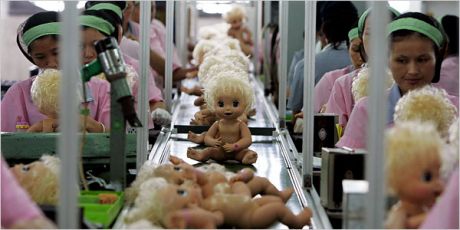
(151, 108, 172, 126)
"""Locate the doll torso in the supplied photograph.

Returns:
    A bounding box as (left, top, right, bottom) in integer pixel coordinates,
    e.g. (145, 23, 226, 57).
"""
(217, 120, 242, 144)
(201, 192, 256, 226)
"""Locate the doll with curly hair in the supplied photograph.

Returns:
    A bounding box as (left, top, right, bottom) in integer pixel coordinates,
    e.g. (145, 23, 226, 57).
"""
(224, 5, 253, 56)
(351, 67, 394, 102)
(384, 121, 445, 229)
(187, 71, 257, 164)
(10, 155, 60, 205)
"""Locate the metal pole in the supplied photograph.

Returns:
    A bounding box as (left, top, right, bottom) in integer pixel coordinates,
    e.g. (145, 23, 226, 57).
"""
(253, 0, 262, 75)
(136, 0, 151, 172)
(365, 1, 389, 228)
(263, 1, 271, 92)
(278, 0, 288, 129)
(165, 0, 174, 114)
(58, 2, 79, 228)
(175, 1, 187, 66)
(302, 0, 316, 189)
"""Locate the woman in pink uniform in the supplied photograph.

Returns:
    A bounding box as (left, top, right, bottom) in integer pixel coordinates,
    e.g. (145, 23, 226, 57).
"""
(325, 8, 400, 128)
(313, 27, 364, 113)
(1, 157, 55, 228)
(337, 12, 459, 149)
(1, 11, 109, 132)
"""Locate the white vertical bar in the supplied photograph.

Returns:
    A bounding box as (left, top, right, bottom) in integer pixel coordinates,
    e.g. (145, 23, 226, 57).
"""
(253, 0, 262, 75)
(302, 0, 316, 189)
(58, 2, 79, 228)
(176, 1, 187, 66)
(263, 1, 271, 91)
(165, 1, 174, 113)
(278, 1, 288, 128)
(136, 1, 151, 171)
(366, 1, 389, 228)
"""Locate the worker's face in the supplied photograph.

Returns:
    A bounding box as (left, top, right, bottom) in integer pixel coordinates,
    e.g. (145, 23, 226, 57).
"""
(362, 18, 371, 56)
(123, 1, 134, 30)
(81, 28, 107, 65)
(132, 2, 156, 23)
(29, 36, 59, 69)
(389, 34, 436, 95)
(349, 38, 364, 69)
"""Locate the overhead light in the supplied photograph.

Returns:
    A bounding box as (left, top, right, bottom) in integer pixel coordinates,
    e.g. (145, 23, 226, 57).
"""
(30, 1, 86, 12)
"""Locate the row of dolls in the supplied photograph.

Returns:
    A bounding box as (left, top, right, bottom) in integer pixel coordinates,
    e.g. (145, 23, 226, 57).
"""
(122, 156, 312, 228)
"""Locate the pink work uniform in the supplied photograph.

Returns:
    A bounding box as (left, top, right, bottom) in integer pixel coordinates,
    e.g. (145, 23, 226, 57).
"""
(1, 76, 111, 132)
(1, 157, 44, 228)
(433, 56, 459, 97)
(325, 68, 360, 127)
(314, 65, 354, 113)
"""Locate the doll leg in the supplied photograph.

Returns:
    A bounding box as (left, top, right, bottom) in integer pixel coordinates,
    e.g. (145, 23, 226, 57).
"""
(230, 181, 252, 197)
(187, 147, 225, 162)
(165, 208, 224, 229)
(247, 177, 294, 202)
(235, 149, 258, 164)
(187, 131, 206, 144)
(253, 195, 284, 205)
(248, 202, 312, 229)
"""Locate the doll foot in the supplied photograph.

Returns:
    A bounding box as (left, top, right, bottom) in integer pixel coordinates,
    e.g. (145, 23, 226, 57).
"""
(280, 187, 294, 203)
(187, 147, 205, 162)
(187, 131, 204, 144)
(293, 207, 313, 228)
(241, 152, 258, 164)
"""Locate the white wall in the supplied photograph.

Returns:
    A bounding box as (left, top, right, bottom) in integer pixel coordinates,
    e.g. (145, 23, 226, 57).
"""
(422, 1, 459, 17)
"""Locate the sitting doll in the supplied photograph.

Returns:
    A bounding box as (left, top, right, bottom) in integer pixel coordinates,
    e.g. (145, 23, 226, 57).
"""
(384, 121, 445, 229)
(27, 69, 61, 132)
(187, 71, 258, 164)
(10, 155, 60, 205)
(224, 5, 253, 56)
(124, 177, 224, 228)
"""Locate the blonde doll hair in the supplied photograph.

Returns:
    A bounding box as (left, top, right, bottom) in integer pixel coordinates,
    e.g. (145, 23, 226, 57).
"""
(29, 155, 60, 205)
(204, 70, 253, 113)
(394, 85, 457, 138)
(351, 67, 394, 101)
(125, 160, 158, 204)
(385, 121, 443, 195)
(198, 55, 225, 84)
(193, 40, 217, 65)
(124, 177, 169, 226)
(440, 119, 459, 181)
(199, 61, 247, 87)
(216, 49, 250, 72)
(223, 5, 246, 23)
(31, 69, 61, 117)
(198, 26, 220, 40)
(220, 37, 242, 51)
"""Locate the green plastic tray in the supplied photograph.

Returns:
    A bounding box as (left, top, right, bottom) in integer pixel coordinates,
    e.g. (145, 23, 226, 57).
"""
(79, 191, 124, 228)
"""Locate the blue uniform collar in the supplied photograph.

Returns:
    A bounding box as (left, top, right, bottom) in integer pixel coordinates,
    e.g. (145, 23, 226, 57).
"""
(387, 84, 402, 124)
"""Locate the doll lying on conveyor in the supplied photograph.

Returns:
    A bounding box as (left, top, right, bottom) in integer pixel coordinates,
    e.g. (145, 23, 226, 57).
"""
(124, 156, 311, 228)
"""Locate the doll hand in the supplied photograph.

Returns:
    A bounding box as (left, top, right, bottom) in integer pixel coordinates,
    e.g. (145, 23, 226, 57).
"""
(209, 137, 222, 147)
(185, 69, 198, 79)
(151, 108, 172, 126)
(223, 143, 237, 152)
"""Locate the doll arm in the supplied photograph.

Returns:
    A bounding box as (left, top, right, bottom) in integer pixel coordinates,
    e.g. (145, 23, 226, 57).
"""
(204, 121, 222, 147)
(164, 207, 224, 229)
(27, 121, 44, 132)
(194, 95, 206, 106)
(406, 213, 427, 229)
(230, 168, 255, 183)
(80, 115, 105, 133)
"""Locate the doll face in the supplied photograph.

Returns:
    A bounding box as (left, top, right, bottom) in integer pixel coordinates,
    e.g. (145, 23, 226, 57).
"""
(10, 161, 50, 192)
(394, 151, 444, 208)
(155, 164, 198, 184)
(230, 18, 242, 30)
(29, 36, 59, 69)
(389, 35, 436, 95)
(81, 28, 107, 65)
(160, 183, 203, 212)
(215, 94, 246, 120)
(349, 38, 364, 69)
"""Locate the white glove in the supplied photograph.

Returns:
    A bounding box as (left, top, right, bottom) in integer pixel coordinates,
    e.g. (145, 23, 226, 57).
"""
(151, 108, 172, 126)
(293, 118, 304, 133)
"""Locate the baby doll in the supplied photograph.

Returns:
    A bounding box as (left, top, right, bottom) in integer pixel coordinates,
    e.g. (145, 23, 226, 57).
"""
(124, 177, 224, 228)
(224, 5, 253, 56)
(187, 71, 258, 164)
(192, 39, 218, 66)
(351, 67, 394, 102)
(27, 69, 61, 132)
(394, 85, 457, 138)
(10, 155, 60, 205)
(384, 121, 445, 229)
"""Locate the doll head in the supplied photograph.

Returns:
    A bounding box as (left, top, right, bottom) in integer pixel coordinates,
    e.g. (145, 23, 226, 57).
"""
(10, 155, 60, 205)
(351, 66, 394, 101)
(198, 55, 225, 84)
(125, 160, 158, 204)
(31, 69, 61, 118)
(124, 177, 203, 226)
(220, 37, 242, 51)
(224, 5, 246, 30)
(198, 26, 220, 40)
(198, 57, 246, 87)
(394, 85, 457, 138)
(193, 39, 217, 65)
(153, 163, 200, 185)
(96, 64, 137, 91)
(385, 121, 444, 208)
(205, 71, 253, 117)
(216, 49, 250, 72)
(440, 119, 459, 181)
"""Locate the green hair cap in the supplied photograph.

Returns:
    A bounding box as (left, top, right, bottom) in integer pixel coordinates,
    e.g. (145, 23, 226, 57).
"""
(388, 17, 444, 48)
(348, 27, 359, 41)
(22, 22, 60, 47)
(358, 7, 401, 35)
(80, 15, 115, 36)
(88, 3, 122, 19)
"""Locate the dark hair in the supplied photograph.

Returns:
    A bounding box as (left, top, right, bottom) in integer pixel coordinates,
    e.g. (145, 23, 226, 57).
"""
(81, 9, 121, 41)
(358, 9, 400, 62)
(320, 1, 358, 49)
(390, 12, 446, 83)
(84, 1, 126, 26)
(17, 11, 59, 64)
(441, 15, 459, 56)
